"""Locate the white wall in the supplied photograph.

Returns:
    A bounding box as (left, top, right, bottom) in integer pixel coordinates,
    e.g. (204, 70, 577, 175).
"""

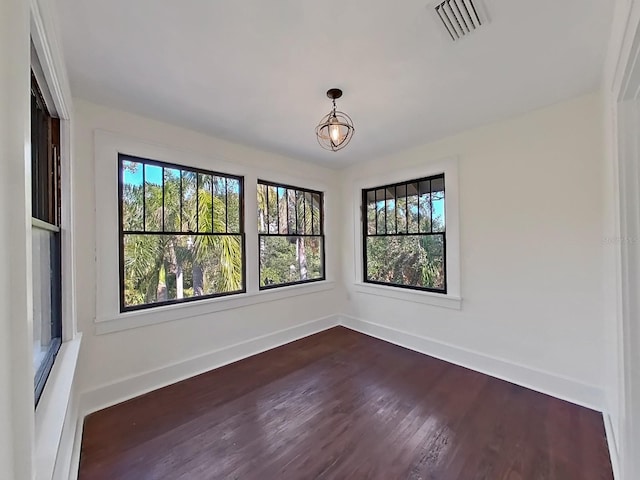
(340, 93, 607, 406)
(72, 99, 346, 402)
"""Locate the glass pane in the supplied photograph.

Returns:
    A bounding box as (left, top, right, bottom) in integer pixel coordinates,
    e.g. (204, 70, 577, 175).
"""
(287, 189, 298, 234)
(304, 192, 313, 235)
(181, 170, 198, 232)
(375, 189, 386, 234)
(267, 185, 278, 234)
(227, 178, 241, 234)
(295, 191, 309, 235)
(122, 233, 244, 308)
(278, 187, 288, 234)
(259, 236, 324, 287)
(395, 184, 407, 234)
(212, 176, 227, 233)
(432, 178, 446, 233)
(365, 234, 445, 290)
(312, 193, 322, 235)
(144, 164, 163, 232)
(163, 168, 181, 232)
(121, 160, 144, 231)
(197, 174, 213, 233)
(407, 183, 419, 234)
(418, 180, 431, 233)
(386, 190, 396, 234)
(367, 198, 377, 235)
(31, 227, 61, 386)
(296, 190, 306, 235)
(257, 183, 268, 234)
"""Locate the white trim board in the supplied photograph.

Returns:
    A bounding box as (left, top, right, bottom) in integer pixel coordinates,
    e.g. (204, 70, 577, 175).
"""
(79, 315, 340, 417)
(604, 412, 621, 480)
(338, 315, 605, 411)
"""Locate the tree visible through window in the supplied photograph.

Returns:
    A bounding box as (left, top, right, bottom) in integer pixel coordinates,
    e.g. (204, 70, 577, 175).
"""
(119, 155, 245, 311)
(258, 181, 324, 288)
(363, 175, 446, 293)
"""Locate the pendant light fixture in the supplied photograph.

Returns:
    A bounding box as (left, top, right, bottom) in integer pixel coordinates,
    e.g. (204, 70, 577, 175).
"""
(315, 88, 355, 152)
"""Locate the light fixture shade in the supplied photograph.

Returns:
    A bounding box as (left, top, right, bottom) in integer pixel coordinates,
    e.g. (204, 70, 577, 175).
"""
(315, 88, 355, 152)
(316, 111, 355, 152)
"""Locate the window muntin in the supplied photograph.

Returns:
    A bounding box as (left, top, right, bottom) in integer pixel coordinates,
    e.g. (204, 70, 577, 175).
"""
(31, 71, 62, 406)
(257, 180, 325, 289)
(362, 174, 446, 293)
(119, 154, 245, 311)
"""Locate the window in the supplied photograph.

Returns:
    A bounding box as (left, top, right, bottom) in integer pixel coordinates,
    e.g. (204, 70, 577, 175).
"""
(257, 180, 325, 289)
(119, 154, 245, 311)
(31, 71, 62, 405)
(362, 174, 446, 293)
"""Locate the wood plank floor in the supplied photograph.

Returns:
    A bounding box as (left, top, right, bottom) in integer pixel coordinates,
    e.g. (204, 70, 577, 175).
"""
(79, 327, 613, 480)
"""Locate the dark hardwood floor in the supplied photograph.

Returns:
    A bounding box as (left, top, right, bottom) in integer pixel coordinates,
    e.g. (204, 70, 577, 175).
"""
(79, 327, 613, 480)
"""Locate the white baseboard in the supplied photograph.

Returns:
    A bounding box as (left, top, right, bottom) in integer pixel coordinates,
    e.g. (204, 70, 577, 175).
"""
(604, 412, 621, 480)
(65, 415, 83, 480)
(79, 314, 339, 418)
(339, 314, 605, 411)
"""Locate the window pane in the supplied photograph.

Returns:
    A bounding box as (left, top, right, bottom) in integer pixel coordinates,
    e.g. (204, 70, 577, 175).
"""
(287, 189, 298, 234)
(303, 192, 313, 235)
(163, 168, 181, 232)
(197, 173, 213, 233)
(122, 233, 244, 308)
(267, 185, 278, 234)
(295, 191, 311, 235)
(257, 183, 268, 234)
(432, 178, 446, 233)
(366, 234, 445, 290)
(227, 178, 241, 234)
(407, 183, 419, 234)
(181, 170, 198, 232)
(418, 180, 431, 233)
(273, 187, 285, 234)
(367, 197, 377, 235)
(32, 227, 61, 397)
(122, 160, 144, 231)
(144, 164, 163, 232)
(312, 193, 322, 235)
(395, 184, 408, 234)
(386, 190, 396, 234)
(213, 176, 227, 233)
(375, 189, 386, 234)
(259, 236, 323, 287)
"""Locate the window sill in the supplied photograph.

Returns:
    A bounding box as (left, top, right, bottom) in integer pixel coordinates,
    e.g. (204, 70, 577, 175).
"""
(353, 282, 462, 310)
(95, 281, 337, 335)
(35, 333, 82, 480)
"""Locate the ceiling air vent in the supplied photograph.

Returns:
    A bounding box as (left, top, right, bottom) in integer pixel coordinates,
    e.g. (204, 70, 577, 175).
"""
(433, 0, 487, 41)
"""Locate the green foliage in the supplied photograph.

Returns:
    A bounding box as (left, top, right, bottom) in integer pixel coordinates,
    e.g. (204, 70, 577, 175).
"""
(122, 164, 244, 308)
(365, 190, 445, 290)
(257, 184, 324, 287)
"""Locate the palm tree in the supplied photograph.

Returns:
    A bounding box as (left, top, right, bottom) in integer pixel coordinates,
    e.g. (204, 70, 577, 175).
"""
(122, 165, 243, 307)
(257, 184, 321, 285)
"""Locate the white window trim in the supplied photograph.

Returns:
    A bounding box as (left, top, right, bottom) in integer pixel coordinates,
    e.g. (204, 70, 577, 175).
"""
(31, 0, 80, 479)
(94, 130, 335, 334)
(352, 156, 462, 310)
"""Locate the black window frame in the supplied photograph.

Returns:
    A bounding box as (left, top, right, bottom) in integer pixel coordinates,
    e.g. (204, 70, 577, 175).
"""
(31, 71, 63, 406)
(362, 174, 447, 294)
(118, 153, 246, 312)
(257, 179, 326, 290)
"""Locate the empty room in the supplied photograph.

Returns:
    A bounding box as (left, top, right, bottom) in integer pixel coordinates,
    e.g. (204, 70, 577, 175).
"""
(3, 0, 640, 479)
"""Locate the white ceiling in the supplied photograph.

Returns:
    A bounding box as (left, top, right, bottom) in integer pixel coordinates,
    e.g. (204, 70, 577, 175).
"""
(55, 0, 613, 167)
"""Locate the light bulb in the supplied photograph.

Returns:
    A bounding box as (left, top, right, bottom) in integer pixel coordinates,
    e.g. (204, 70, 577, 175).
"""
(329, 118, 341, 144)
